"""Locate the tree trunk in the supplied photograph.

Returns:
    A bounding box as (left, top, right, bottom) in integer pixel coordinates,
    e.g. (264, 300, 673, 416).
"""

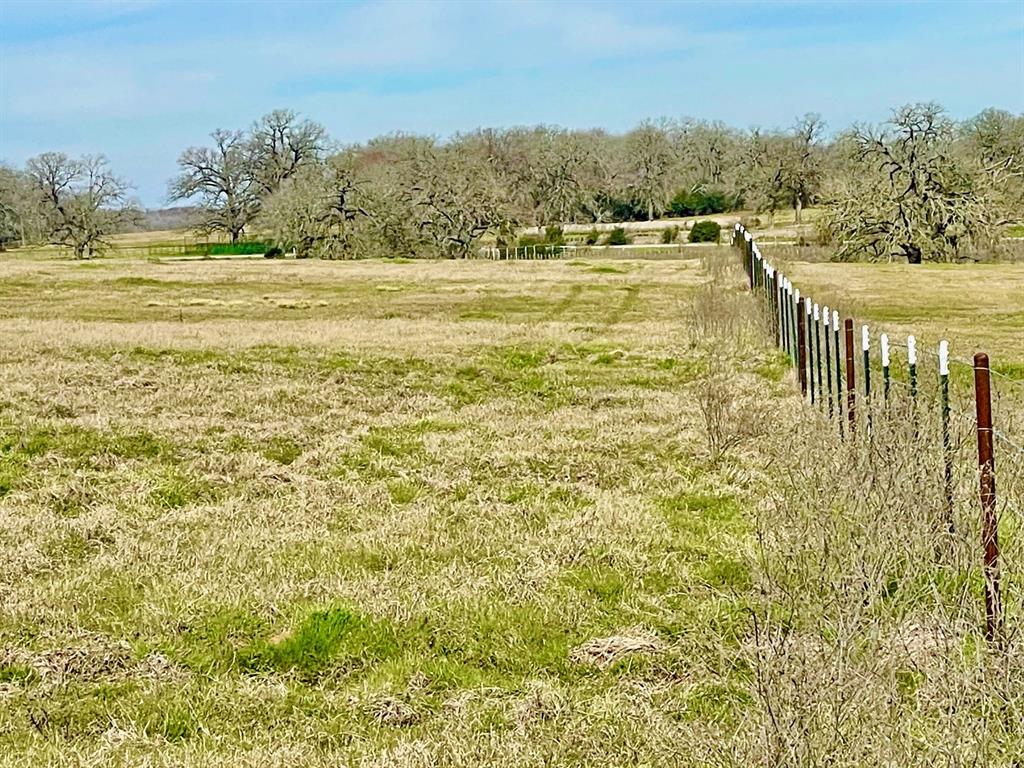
(795, 196, 803, 225)
(647, 200, 654, 222)
(904, 244, 922, 264)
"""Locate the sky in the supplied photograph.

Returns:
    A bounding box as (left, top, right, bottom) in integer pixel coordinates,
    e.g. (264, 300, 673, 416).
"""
(1, 0, 1022, 208)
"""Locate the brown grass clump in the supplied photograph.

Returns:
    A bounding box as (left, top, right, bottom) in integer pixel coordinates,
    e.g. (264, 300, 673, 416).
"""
(570, 630, 664, 668)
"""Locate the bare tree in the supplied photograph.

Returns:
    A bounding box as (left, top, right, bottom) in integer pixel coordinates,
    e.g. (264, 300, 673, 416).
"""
(824, 103, 998, 263)
(789, 113, 825, 224)
(0, 164, 24, 249)
(404, 142, 515, 258)
(257, 154, 369, 258)
(249, 109, 328, 195)
(960, 108, 1024, 220)
(169, 129, 259, 243)
(624, 121, 675, 221)
(24, 153, 139, 259)
(741, 129, 792, 228)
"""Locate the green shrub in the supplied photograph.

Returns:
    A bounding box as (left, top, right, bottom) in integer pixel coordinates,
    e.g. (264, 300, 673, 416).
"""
(584, 228, 601, 245)
(661, 226, 680, 244)
(689, 221, 722, 243)
(668, 188, 732, 217)
(543, 225, 565, 245)
(595, 193, 646, 222)
(604, 227, 631, 246)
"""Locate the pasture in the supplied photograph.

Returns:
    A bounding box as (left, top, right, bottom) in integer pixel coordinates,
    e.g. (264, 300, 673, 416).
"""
(0, 252, 780, 765)
(1, 248, 1021, 766)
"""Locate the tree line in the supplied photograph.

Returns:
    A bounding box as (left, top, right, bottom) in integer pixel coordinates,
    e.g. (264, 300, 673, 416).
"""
(1, 104, 1020, 262)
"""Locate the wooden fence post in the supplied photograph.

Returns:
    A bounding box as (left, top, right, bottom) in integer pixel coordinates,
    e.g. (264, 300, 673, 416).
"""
(973, 352, 1003, 648)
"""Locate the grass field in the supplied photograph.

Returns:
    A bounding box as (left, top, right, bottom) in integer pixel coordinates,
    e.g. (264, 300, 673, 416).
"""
(0, 252, 791, 765)
(1, 249, 1021, 765)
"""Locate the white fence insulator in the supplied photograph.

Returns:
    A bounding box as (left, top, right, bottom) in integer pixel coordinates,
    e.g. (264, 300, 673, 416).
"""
(862, 325, 870, 352)
(881, 333, 890, 367)
(908, 335, 917, 365)
(939, 340, 949, 376)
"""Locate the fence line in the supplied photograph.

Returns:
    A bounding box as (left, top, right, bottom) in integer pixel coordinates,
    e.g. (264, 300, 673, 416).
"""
(732, 222, 1023, 649)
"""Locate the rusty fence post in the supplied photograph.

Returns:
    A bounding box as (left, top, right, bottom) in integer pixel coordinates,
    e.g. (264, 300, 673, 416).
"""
(845, 319, 856, 435)
(973, 352, 1003, 648)
(797, 294, 808, 398)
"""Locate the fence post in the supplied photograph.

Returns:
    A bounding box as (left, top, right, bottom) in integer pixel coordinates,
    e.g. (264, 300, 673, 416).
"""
(744, 232, 753, 288)
(845, 319, 856, 435)
(771, 269, 780, 345)
(824, 306, 833, 419)
(881, 333, 890, 404)
(834, 310, 843, 435)
(908, 335, 917, 402)
(780, 280, 788, 356)
(862, 325, 871, 432)
(940, 341, 954, 534)
(814, 303, 823, 409)
(973, 352, 1003, 648)
(806, 300, 815, 404)
(797, 294, 808, 397)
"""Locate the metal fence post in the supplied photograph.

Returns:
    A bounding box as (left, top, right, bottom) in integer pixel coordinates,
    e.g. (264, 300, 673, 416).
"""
(834, 310, 843, 435)
(797, 294, 808, 397)
(973, 352, 1003, 648)
(881, 333, 890, 404)
(845, 319, 856, 435)
(940, 341, 954, 533)
(824, 306, 833, 419)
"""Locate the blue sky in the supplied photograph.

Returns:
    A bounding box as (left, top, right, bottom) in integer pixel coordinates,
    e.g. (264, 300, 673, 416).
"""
(1, 0, 1022, 207)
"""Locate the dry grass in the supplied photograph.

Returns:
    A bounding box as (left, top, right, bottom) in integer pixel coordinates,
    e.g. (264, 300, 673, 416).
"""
(1, 247, 1020, 765)
(0, 250, 778, 766)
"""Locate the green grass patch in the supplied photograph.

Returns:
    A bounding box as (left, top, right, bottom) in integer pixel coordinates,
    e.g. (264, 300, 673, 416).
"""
(262, 435, 303, 465)
(240, 606, 403, 679)
(150, 468, 215, 509)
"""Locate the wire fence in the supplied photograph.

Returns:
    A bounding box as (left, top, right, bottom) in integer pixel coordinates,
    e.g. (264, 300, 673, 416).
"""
(733, 222, 1024, 650)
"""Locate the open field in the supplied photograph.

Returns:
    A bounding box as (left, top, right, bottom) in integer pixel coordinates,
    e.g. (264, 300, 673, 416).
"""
(0, 252, 785, 765)
(1, 250, 1022, 765)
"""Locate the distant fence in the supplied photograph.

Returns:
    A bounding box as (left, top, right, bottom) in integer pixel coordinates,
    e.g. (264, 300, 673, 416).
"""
(732, 222, 1024, 649)
(477, 243, 692, 260)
